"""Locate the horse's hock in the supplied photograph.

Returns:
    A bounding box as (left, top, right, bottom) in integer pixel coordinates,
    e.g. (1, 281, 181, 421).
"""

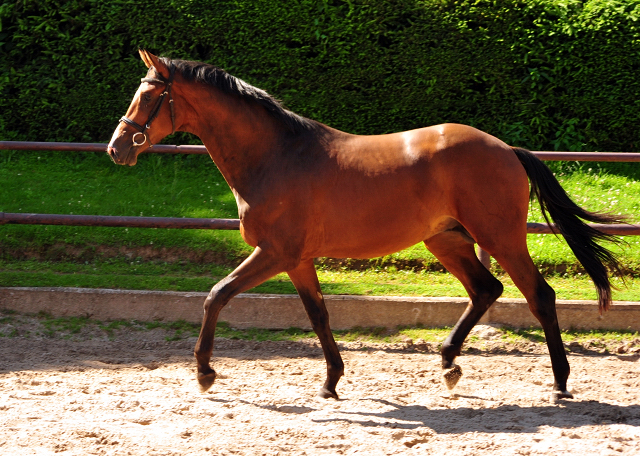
(2, 287, 640, 331)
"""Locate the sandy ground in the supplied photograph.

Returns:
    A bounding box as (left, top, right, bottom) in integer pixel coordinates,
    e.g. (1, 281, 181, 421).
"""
(1, 318, 639, 456)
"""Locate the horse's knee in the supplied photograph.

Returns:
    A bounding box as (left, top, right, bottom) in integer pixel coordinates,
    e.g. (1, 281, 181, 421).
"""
(202, 297, 222, 320)
(202, 296, 213, 313)
(203, 280, 235, 314)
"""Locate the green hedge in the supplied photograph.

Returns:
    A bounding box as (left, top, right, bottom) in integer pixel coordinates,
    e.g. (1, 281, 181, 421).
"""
(1, 0, 639, 151)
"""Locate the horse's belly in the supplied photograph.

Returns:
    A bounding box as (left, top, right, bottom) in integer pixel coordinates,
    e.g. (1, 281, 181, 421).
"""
(316, 213, 434, 259)
(308, 168, 445, 258)
(320, 240, 422, 260)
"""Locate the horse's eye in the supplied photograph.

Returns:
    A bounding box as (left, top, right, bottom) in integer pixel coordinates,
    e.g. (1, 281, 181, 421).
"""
(142, 93, 152, 103)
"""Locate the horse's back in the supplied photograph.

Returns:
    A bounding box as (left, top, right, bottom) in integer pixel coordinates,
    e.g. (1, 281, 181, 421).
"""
(334, 123, 514, 171)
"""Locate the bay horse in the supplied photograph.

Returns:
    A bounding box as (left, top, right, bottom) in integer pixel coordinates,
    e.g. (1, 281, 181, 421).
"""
(108, 50, 623, 400)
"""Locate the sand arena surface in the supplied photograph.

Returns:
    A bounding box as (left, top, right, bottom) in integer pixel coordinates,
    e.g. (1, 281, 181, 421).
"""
(1, 318, 639, 455)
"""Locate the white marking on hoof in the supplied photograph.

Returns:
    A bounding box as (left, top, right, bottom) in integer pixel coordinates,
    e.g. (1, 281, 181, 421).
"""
(551, 390, 574, 402)
(442, 364, 463, 390)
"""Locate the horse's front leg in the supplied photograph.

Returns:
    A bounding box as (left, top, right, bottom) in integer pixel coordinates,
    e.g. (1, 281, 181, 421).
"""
(195, 246, 286, 392)
(288, 260, 344, 399)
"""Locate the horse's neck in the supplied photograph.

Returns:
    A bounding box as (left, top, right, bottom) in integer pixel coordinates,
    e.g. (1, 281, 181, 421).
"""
(182, 86, 283, 193)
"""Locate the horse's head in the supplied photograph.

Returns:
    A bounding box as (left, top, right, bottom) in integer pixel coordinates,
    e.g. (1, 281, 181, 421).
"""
(108, 50, 177, 166)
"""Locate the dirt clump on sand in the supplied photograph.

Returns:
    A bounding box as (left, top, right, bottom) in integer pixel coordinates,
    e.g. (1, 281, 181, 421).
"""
(1, 318, 639, 455)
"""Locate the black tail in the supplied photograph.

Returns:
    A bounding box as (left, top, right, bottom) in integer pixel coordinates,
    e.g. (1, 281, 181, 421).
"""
(512, 147, 625, 313)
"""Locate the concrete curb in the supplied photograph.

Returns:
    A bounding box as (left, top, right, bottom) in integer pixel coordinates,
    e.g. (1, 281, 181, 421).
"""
(1, 287, 639, 331)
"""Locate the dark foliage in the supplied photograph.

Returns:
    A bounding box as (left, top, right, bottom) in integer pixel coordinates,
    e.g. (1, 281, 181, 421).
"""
(163, 57, 316, 134)
(1, 0, 639, 151)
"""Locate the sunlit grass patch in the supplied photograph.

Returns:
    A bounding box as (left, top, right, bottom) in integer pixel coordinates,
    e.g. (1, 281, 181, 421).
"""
(393, 326, 452, 343)
(1, 261, 640, 302)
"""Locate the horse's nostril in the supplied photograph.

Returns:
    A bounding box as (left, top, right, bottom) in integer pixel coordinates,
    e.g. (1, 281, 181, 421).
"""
(107, 146, 120, 163)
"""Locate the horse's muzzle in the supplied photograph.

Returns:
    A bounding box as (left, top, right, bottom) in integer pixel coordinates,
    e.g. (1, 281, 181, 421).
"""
(107, 145, 119, 163)
(107, 144, 136, 166)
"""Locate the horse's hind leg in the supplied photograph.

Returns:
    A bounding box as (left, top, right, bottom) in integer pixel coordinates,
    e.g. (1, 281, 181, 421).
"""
(288, 260, 344, 399)
(424, 231, 504, 389)
(195, 246, 288, 392)
(491, 246, 573, 399)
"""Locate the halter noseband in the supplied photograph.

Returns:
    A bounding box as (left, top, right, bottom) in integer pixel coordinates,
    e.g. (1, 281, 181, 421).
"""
(120, 66, 176, 146)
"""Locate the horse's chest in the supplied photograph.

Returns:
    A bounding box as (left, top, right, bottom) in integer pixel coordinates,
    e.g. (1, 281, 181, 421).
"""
(234, 194, 298, 248)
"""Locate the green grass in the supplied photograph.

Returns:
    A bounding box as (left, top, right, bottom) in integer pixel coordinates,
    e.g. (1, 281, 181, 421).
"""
(0, 150, 251, 256)
(1, 150, 640, 300)
(1, 258, 639, 301)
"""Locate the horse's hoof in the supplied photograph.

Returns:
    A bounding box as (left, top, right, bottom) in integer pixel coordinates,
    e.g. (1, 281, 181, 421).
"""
(552, 389, 573, 400)
(442, 364, 463, 390)
(197, 371, 217, 392)
(317, 387, 339, 400)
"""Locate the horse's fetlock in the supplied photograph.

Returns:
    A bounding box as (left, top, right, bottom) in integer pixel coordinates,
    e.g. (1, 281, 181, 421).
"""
(330, 362, 345, 375)
(441, 343, 460, 367)
(442, 359, 455, 369)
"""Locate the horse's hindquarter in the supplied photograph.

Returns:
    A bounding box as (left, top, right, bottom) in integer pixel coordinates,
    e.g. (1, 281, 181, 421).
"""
(310, 124, 529, 259)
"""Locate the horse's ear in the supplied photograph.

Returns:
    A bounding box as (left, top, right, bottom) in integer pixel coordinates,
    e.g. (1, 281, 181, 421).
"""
(138, 49, 170, 79)
(139, 49, 154, 68)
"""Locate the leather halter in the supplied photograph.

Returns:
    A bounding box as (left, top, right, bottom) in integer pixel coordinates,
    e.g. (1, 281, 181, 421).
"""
(120, 66, 176, 146)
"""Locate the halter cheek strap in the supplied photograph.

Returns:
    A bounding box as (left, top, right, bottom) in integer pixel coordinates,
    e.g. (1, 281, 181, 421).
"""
(119, 65, 176, 146)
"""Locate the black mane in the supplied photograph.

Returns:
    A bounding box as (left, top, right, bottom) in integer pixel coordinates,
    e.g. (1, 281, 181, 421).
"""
(161, 57, 316, 134)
